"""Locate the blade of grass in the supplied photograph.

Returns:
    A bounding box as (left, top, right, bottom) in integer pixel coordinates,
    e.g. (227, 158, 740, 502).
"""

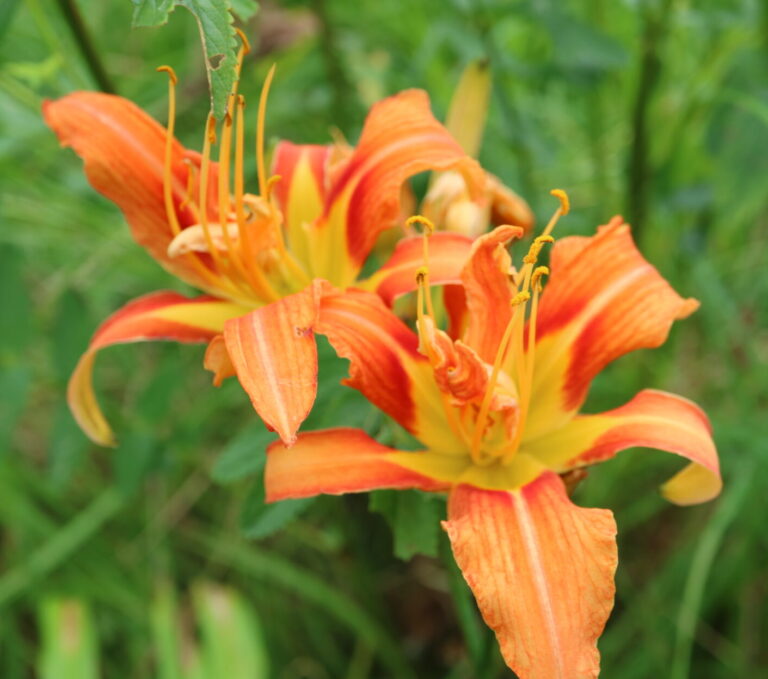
(186, 529, 418, 679)
(670, 463, 753, 679)
(0, 489, 123, 607)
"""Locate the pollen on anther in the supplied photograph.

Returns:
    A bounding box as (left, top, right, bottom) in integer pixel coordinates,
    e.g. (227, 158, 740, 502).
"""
(532, 265, 550, 292)
(415, 266, 429, 282)
(511, 291, 531, 306)
(550, 189, 570, 215)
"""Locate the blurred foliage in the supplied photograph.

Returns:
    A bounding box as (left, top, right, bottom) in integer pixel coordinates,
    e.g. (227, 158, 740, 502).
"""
(0, 0, 767, 677)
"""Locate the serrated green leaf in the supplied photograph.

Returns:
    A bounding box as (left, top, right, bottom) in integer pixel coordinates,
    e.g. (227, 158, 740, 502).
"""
(130, 0, 249, 118)
(369, 490, 443, 561)
(180, 0, 238, 119)
(130, 0, 176, 27)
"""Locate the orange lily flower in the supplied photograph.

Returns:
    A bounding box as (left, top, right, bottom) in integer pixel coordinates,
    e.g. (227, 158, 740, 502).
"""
(257, 193, 721, 678)
(41, 41, 521, 445)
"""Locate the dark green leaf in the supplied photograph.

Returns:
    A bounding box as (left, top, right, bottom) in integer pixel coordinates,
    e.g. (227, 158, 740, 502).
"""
(369, 490, 443, 561)
(211, 420, 273, 484)
(240, 479, 314, 539)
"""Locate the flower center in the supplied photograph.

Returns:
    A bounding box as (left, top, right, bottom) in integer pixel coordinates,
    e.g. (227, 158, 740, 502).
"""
(414, 190, 570, 467)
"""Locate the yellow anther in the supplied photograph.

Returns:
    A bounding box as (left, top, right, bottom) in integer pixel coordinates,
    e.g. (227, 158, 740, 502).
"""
(156, 65, 178, 84)
(235, 28, 252, 54)
(511, 291, 531, 306)
(531, 265, 549, 292)
(415, 266, 429, 283)
(523, 235, 555, 264)
(406, 215, 435, 235)
(550, 188, 570, 215)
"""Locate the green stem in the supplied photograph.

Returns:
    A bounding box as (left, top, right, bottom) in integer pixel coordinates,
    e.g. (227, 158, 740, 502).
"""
(54, 0, 115, 93)
(626, 0, 673, 242)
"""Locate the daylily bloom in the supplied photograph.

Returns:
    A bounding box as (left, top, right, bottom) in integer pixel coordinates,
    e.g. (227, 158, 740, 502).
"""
(43, 40, 536, 446)
(256, 193, 721, 678)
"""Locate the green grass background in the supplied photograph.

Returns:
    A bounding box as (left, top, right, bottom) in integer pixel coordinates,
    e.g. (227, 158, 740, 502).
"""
(1, 0, 766, 677)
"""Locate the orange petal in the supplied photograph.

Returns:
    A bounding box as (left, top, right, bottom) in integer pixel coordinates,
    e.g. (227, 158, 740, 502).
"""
(444, 473, 617, 679)
(461, 224, 524, 362)
(203, 335, 236, 386)
(43, 92, 218, 290)
(359, 231, 472, 305)
(523, 389, 721, 505)
(310, 89, 486, 285)
(487, 173, 535, 232)
(223, 281, 326, 445)
(265, 428, 452, 502)
(443, 284, 468, 340)
(317, 288, 460, 453)
(69, 292, 246, 446)
(271, 142, 330, 268)
(526, 220, 700, 438)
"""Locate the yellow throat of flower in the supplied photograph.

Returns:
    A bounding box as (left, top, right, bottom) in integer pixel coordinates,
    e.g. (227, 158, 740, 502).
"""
(415, 189, 570, 468)
(157, 32, 310, 307)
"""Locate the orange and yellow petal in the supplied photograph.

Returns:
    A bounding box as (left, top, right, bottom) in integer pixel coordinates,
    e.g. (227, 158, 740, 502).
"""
(444, 473, 617, 679)
(461, 224, 524, 363)
(525, 220, 699, 438)
(223, 281, 326, 445)
(522, 389, 721, 505)
(317, 288, 461, 454)
(310, 89, 486, 285)
(271, 141, 330, 268)
(264, 428, 454, 502)
(43, 92, 218, 290)
(359, 231, 472, 305)
(69, 292, 246, 446)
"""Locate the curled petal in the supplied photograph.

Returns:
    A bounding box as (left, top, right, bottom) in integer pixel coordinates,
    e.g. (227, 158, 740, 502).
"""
(309, 89, 485, 285)
(444, 473, 617, 679)
(69, 292, 246, 446)
(522, 389, 721, 505)
(264, 428, 453, 502)
(461, 224, 524, 362)
(203, 335, 236, 386)
(526, 220, 700, 438)
(360, 231, 472, 305)
(43, 92, 219, 290)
